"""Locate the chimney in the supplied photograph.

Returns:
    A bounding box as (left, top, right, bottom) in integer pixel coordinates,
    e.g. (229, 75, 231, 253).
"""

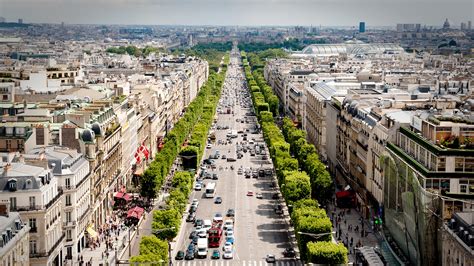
(0, 201, 9, 217)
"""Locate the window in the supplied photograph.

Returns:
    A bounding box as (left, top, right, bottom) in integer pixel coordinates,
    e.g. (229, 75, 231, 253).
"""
(66, 212, 72, 223)
(460, 184, 467, 193)
(65, 178, 71, 189)
(29, 219, 36, 232)
(9, 197, 16, 211)
(8, 181, 16, 191)
(29, 240, 37, 255)
(465, 158, 474, 172)
(455, 158, 464, 172)
(438, 158, 446, 172)
(65, 195, 71, 206)
(66, 230, 72, 241)
(29, 196, 35, 209)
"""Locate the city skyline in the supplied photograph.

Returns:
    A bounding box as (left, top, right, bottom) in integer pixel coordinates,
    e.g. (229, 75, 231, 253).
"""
(0, 0, 472, 26)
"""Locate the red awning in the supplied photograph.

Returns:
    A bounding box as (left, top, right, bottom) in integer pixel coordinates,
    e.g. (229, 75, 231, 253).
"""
(127, 206, 144, 219)
(123, 193, 132, 201)
(336, 190, 354, 199)
(114, 192, 124, 199)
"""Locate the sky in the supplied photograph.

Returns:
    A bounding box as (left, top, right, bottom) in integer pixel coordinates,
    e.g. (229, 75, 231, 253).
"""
(0, 0, 472, 27)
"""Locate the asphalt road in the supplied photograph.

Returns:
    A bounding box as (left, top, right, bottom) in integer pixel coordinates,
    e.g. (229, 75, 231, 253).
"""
(172, 50, 300, 266)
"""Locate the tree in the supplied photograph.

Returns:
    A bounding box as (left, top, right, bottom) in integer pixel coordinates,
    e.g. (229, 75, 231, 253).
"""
(152, 209, 181, 240)
(307, 241, 348, 265)
(260, 111, 274, 123)
(282, 171, 311, 203)
(130, 235, 169, 265)
(140, 170, 159, 200)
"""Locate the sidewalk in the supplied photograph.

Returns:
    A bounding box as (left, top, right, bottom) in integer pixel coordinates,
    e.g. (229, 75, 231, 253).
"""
(326, 201, 379, 263)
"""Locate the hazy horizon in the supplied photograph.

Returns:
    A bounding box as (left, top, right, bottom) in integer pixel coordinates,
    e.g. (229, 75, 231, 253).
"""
(0, 0, 472, 27)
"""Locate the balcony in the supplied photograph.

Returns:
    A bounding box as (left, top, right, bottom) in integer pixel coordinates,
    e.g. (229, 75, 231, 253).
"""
(30, 233, 65, 258)
(45, 189, 63, 210)
(63, 221, 76, 227)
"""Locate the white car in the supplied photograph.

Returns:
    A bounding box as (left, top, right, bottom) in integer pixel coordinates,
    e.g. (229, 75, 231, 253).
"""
(197, 228, 207, 238)
(194, 183, 202, 191)
(226, 230, 234, 238)
(213, 213, 223, 222)
(206, 144, 212, 149)
(223, 242, 233, 252)
(191, 199, 199, 207)
(223, 250, 233, 259)
(223, 220, 234, 230)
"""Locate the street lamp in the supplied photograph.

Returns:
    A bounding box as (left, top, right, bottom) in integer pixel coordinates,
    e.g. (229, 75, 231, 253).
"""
(297, 231, 336, 241)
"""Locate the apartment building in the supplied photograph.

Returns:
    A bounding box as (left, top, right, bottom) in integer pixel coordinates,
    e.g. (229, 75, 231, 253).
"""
(0, 203, 30, 266)
(23, 147, 90, 262)
(442, 212, 474, 266)
(0, 161, 64, 266)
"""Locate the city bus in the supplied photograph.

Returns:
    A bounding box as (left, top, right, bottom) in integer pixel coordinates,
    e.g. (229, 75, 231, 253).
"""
(208, 227, 223, 247)
(205, 182, 216, 198)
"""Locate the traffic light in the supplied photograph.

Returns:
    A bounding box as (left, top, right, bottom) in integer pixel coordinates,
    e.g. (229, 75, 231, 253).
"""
(374, 217, 382, 225)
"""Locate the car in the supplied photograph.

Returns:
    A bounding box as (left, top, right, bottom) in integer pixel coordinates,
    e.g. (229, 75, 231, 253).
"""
(223, 220, 234, 230)
(192, 235, 199, 245)
(247, 191, 254, 196)
(186, 212, 196, 222)
(189, 205, 197, 213)
(211, 249, 220, 259)
(266, 254, 276, 263)
(189, 231, 197, 239)
(259, 169, 265, 177)
(194, 219, 203, 227)
(252, 171, 258, 178)
(206, 144, 212, 149)
(283, 247, 296, 258)
(197, 229, 207, 238)
(256, 193, 263, 199)
(175, 250, 185, 260)
(225, 236, 235, 244)
(274, 204, 284, 214)
(213, 213, 223, 222)
(187, 243, 195, 252)
(226, 209, 235, 217)
(212, 173, 219, 180)
(223, 242, 233, 252)
(194, 183, 202, 191)
(214, 197, 222, 204)
(226, 157, 237, 162)
(237, 168, 243, 175)
(223, 250, 233, 259)
(221, 154, 227, 159)
(225, 229, 234, 237)
(185, 250, 195, 260)
(272, 193, 280, 199)
(191, 199, 199, 207)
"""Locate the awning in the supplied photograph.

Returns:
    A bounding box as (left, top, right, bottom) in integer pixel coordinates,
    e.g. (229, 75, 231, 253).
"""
(114, 192, 124, 199)
(86, 227, 98, 239)
(123, 193, 132, 201)
(127, 206, 145, 219)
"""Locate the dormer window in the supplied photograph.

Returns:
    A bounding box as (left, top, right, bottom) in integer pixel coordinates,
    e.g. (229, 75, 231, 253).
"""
(8, 179, 17, 192)
(25, 179, 33, 189)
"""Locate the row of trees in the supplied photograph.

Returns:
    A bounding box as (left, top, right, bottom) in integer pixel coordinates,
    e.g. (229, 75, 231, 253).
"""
(237, 38, 327, 53)
(281, 117, 333, 204)
(131, 53, 230, 265)
(242, 50, 347, 264)
(106, 45, 165, 57)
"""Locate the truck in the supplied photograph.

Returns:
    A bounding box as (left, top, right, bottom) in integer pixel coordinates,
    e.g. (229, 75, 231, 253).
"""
(196, 238, 208, 258)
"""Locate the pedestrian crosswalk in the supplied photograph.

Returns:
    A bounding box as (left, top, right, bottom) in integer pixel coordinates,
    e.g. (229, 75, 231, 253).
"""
(174, 260, 302, 266)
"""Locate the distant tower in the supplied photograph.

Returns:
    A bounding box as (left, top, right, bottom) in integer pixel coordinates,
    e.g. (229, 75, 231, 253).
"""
(359, 22, 366, 33)
(0, 17, 5, 23)
(443, 18, 450, 29)
(18, 18, 23, 24)
(468, 21, 472, 30)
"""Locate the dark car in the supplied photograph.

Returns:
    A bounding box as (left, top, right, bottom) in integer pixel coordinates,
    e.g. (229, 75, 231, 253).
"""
(215, 197, 223, 204)
(272, 193, 280, 199)
(185, 250, 195, 260)
(258, 169, 265, 177)
(226, 208, 235, 217)
(175, 250, 185, 260)
(186, 212, 196, 222)
(227, 157, 237, 162)
(194, 219, 203, 227)
(192, 236, 199, 245)
(187, 243, 195, 253)
(211, 249, 220, 259)
(212, 173, 219, 180)
(283, 247, 296, 258)
(189, 231, 197, 239)
(189, 205, 197, 213)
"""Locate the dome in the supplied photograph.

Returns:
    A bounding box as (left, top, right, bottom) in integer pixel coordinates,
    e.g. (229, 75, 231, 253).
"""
(82, 129, 95, 142)
(91, 123, 102, 136)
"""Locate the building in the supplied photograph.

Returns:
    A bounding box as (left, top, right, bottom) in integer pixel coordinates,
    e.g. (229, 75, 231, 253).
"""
(382, 114, 474, 265)
(0, 203, 30, 266)
(18, 19, 23, 24)
(359, 22, 366, 33)
(0, 161, 64, 266)
(442, 212, 474, 266)
(23, 147, 91, 263)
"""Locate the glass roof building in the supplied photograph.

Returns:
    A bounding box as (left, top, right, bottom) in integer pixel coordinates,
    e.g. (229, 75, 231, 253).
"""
(295, 42, 404, 57)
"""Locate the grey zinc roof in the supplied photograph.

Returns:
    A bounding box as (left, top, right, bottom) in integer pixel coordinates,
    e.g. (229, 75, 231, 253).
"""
(0, 163, 45, 191)
(25, 147, 85, 174)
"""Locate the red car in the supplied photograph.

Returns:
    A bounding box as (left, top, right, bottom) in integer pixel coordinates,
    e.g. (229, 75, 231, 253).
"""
(247, 191, 254, 196)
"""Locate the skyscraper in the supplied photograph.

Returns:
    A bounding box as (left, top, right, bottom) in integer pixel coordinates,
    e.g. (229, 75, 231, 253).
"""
(18, 18, 23, 24)
(359, 22, 366, 33)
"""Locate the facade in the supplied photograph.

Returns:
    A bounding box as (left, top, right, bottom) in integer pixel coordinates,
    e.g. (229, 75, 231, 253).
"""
(0, 204, 30, 266)
(0, 162, 64, 266)
(442, 212, 474, 266)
